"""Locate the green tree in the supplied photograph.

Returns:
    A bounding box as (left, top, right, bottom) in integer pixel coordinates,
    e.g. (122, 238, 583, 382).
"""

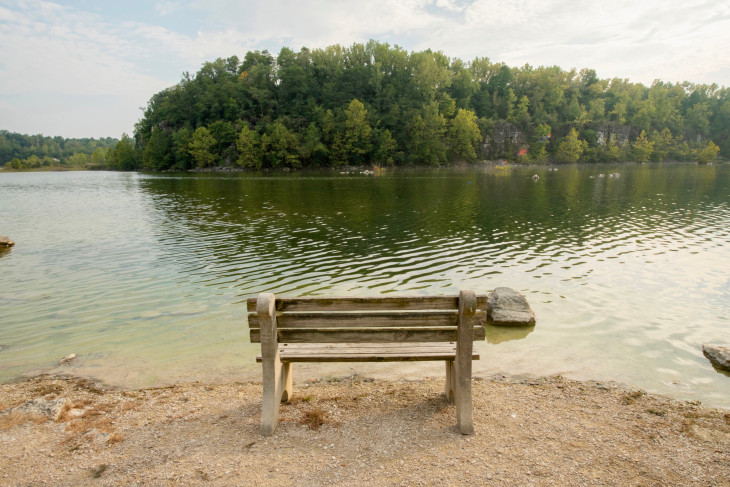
(530, 123, 551, 161)
(299, 123, 329, 166)
(90, 147, 107, 167)
(189, 127, 217, 168)
(142, 129, 173, 170)
(649, 129, 673, 162)
(555, 128, 586, 163)
(172, 128, 193, 169)
(25, 154, 41, 168)
(448, 109, 481, 161)
(630, 130, 654, 162)
(603, 135, 625, 162)
(344, 99, 373, 164)
(261, 120, 300, 167)
(67, 152, 89, 167)
(408, 103, 447, 165)
(235, 124, 262, 168)
(697, 141, 720, 163)
(113, 134, 138, 170)
(372, 128, 397, 165)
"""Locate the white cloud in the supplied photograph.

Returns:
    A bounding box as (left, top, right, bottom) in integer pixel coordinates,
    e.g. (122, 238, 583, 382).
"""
(1, 0, 729, 138)
(156, 1, 183, 16)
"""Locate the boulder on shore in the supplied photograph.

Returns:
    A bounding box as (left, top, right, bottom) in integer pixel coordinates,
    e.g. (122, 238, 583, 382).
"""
(2, 397, 68, 421)
(487, 287, 536, 326)
(702, 344, 730, 371)
(0, 236, 15, 247)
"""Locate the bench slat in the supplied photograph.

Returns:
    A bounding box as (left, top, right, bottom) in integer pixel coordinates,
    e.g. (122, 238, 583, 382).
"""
(254, 342, 480, 362)
(248, 310, 487, 329)
(246, 295, 488, 312)
(250, 326, 486, 344)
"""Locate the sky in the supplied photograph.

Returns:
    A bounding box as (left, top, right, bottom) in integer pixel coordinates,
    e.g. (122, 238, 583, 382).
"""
(1, 0, 729, 139)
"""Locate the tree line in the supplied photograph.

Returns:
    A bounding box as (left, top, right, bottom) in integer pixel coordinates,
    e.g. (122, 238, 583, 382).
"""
(0, 130, 118, 169)
(6, 41, 728, 171)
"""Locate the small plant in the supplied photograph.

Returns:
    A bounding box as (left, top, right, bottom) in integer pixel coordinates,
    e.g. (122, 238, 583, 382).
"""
(90, 464, 108, 478)
(107, 433, 124, 444)
(299, 408, 327, 430)
(622, 390, 645, 405)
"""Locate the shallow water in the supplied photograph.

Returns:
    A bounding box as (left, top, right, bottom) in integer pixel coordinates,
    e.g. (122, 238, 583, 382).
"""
(1, 165, 729, 406)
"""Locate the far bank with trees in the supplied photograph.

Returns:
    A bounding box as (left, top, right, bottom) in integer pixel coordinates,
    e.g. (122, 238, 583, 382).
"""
(5, 41, 727, 171)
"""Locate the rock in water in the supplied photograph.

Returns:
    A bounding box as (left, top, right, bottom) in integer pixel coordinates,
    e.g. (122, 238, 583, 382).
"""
(59, 353, 77, 365)
(702, 344, 730, 371)
(487, 287, 536, 326)
(0, 236, 15, 247)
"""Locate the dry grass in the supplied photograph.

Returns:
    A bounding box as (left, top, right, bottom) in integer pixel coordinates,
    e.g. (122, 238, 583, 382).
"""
(299, 407, 328, 430)
(107, 432, 125, 444)
(32, 383, 64, 397)
(622, 389, 645, 405)
(0, 411, 48, 430)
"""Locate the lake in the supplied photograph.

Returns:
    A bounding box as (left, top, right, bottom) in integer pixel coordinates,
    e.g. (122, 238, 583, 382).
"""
(1, 164, 729, 407)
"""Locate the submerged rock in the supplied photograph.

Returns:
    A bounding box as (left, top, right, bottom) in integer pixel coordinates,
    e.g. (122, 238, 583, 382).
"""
(0, 236, 15, 247)
(487, 287, 536, 326)
(59, 353, 77, 365)
(702, 344, 730, 371)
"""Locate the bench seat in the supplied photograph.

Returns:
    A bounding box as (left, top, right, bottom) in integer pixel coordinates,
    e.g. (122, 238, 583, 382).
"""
(256, 342, 480, 362)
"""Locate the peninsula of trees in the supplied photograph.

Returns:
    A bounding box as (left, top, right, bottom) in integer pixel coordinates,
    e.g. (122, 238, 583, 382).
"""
(0, 131, 117, 169)
(5, 41, 728, 170)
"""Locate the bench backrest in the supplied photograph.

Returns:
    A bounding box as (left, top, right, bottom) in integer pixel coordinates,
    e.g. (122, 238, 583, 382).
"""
(247, 294, 488, 344)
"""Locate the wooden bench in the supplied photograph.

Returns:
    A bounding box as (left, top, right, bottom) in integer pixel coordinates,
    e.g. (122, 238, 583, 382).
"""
(248, 290, 487, 435)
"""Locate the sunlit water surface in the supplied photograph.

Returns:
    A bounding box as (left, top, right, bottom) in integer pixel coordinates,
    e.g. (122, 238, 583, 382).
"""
(1, 165, 728, 407)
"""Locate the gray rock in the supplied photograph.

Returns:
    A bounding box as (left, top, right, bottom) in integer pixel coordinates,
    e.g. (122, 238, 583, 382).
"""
(702, 344, 730, 371)
(487, 287, 536, 326)
(59, 353, 77, 365)
(0, 236, 15, 247)
(2, 397, 68, 420)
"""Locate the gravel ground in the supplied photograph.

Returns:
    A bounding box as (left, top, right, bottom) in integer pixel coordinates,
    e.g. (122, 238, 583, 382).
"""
(1, 373, 728, 486)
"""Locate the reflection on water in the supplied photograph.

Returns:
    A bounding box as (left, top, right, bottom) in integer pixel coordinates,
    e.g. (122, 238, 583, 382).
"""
(1, 165, 729, 407)
(485, 325, 534, 344)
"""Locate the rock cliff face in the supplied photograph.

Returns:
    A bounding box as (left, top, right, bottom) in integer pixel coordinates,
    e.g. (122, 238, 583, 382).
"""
(481, 122, 527, 159)
(590, 123, 638, 147)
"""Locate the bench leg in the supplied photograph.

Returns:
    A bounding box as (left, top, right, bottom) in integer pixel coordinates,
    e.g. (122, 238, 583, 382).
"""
(456, 290, 475, 435)
(261, 351, 283, 436)
(281, 362, 293, 403)
(445, 360, 455, 402)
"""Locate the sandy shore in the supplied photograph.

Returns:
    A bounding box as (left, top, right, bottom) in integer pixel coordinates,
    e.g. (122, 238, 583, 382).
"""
(1, 372, 728, 486)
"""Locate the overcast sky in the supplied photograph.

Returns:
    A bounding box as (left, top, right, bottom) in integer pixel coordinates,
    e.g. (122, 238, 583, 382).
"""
(1, 0, 729, 139)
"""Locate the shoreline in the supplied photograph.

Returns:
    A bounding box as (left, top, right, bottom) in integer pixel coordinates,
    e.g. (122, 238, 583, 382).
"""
(1, 372, 728, 485)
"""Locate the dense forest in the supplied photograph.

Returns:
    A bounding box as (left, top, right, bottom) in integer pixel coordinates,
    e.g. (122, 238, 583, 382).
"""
(5, 41, 728, 170)
(0, 130, 118, 169)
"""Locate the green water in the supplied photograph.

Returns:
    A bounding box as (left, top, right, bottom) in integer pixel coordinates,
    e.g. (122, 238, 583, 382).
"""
(1, 164, 728, 407)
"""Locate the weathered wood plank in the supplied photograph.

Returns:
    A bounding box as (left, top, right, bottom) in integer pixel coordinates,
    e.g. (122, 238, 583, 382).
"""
(246, 295, 488, 312)
(248, 310, 487, 329)
(255, 343, 480, 362)
(250, 326, 486, 344)
(455, 290, 476, 435)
